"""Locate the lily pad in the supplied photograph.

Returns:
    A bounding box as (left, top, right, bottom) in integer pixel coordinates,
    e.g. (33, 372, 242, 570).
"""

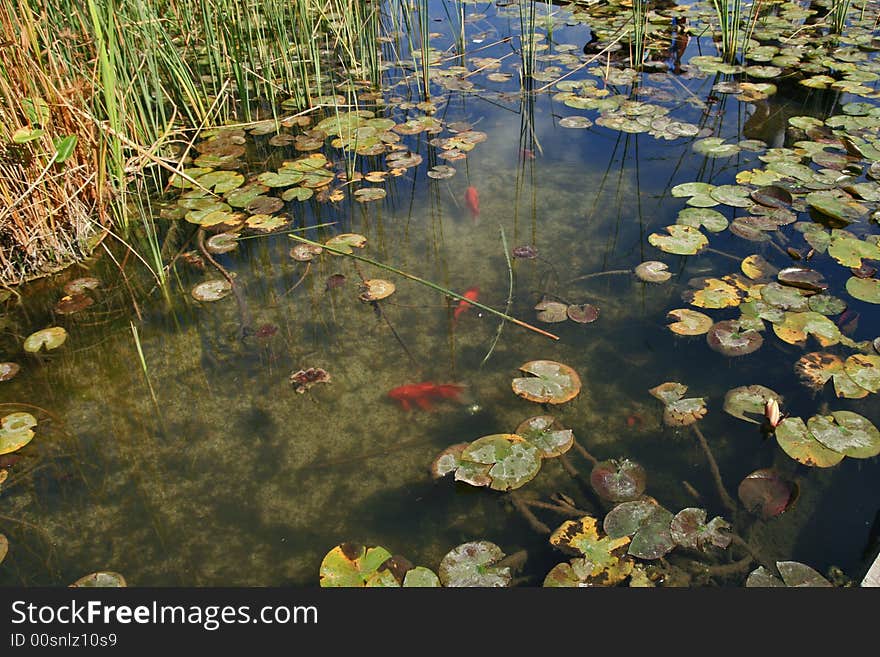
(747, 562, 832, 587)
(550, 516, 632, 570)
(0, 412, 37, 456)
(402, 567, 441, 587)
(677, 208, 729, 233)
(772, 311, 840, 347)
(431, 443, 468, 479)
(54, 293, 93, 315)
(761, 282, 809, 311)
(828, 231, 880, 268)
(751, 185, 793, 209)
(808, 294, 847, 316)
(648, 225, 708, 256)
(741, 254, 779, 281)
(205, 233, 238, 254)
(512, 360, 581, 404)
(63, 277, 101, 295)
(738, 469, 797, 519)
(325, 233, 367, 254)
(191, 279, 232, 302)
(319, 544, 394, 587)
(795, 352, 867, 399)
(438, 541, 511, 587)
(683, 277, 744, 309)
(603, 501, 675, 560)
(807, 411, 880, 458)
(459, 434, 542, 491)
(534, 299, 568, 323)
(777, 267, 827, 293)
(70, 572, 128, 588)
(634, 261, 671, 283)
(23, 327, 67, 353)
(0, 363, 20, 382)
(514, 416, 573, 458)
(667, 309, 713, 336)
(670, 508, 731, 551)
(806, 190, 868, 223)
(707, 320, 764, 356)
(353, 188, 387, 203)
(648, 381, 688, 405)
(358, 279, 395, 301)
(846, 277, 880, 304)
(543, 556, 633, 587)
(567, 304, 599, 324)
(0, 534, 6, 565)
(590, 459, 646, 502)
(844, 354, 880, 393)
(775, 417, 845, 468)
(723, 385, 782, 424)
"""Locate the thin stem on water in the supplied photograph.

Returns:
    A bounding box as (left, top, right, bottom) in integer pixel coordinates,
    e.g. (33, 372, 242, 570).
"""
(690, 423, 738, 515)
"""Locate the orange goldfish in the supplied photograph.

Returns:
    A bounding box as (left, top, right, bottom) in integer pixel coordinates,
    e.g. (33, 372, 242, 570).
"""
(464, 185, 480, 219)
(388, 382, 466, 411)
(454, 286, 480, 322)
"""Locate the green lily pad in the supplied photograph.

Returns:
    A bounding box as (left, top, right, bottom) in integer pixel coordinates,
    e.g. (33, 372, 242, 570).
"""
(670, 508, 731, 551)
(648, 225, 708, 255)
(667, 309, 713, 336)
(806, 190, 869, 223)
(775, 417, 845, 468)
(590, 459, 647, 502)
(402, 566, 441, 587)
(634, 261, 671, 283)
(195, 170, 245, 194)
(772, 311, 841, 347)
(671, 182, 715, 198)
(550, 516, 632, 570)
(325, 233, 367, 254)
(23, 327, 67, 353)
(846, 276, 880, 303)
(844, 354, 880, 393)
(0, 412, 37, 456)
(723, 385, 782, 424)
(319, 544, 394, 587)
(459, 434, 542, 491)
(512, 360, 581, 404)
(808, 294, 847, 315)
(438, 541, 511, 587)
(256, 170, 305, 188)
(761, 282, 809, 311)
(514, 416, 574, 458)
(807, 411, 880, 458)
(828, 230, 880, 268)
(70, 572, 127, 587)
(604, 501, 675, 560)
(281, 187, 314, 202)
(710, 185, 753, 208)
(738, 469, 797, 519)
(559, 116, 593, 129)
(191, 279, 232, 302)
(676, 208, 729, 233)
(707, 320, 764, 356)
(431, 443, 468, 480)
(693, 137, 740, 157)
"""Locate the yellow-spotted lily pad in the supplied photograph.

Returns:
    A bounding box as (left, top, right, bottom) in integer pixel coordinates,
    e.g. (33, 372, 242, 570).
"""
(741, 254, 779, 280)
(794, 352, 868, 399)
(325, 233, 367, 254)
(683, 277, 745, 309)
(772, 311, 841, 347)
(319, 544, 396, 587)
(358, 279, 395, 301)
(550, 516, 632, 575)
(512, 360, 581, 404)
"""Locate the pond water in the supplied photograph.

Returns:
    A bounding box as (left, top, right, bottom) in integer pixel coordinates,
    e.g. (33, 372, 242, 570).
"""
(2, 0, 880, 587)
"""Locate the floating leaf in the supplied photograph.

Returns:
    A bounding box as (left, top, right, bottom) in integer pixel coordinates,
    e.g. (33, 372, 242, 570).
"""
(723, 385, 782, 424)
(195, 170, 244, 194)
(667, 309, 713, 336)
(543, 555, 634, 587)
(683, 277, 743, 309)
(63, 277, 101, 295)
(0, 534, 6, 564)
(567, 304, 599, 324)
(648, 225, 708, 256)
(772, 311, 840, 347)
(70, 572, 127, 588)
(710, 185, 753, 208)
(402, 567, 441, 587)
(514, 416, 573, 458)
(0, 412, 37, 456)
(671, 182, 715, 197)
(353, 188, 386, 203)
(741, 254, 778, 280)
(438, 541, 511, 587)
(795, 352, 867, 399)
(0, 363, 20, 382)
(54, 293, 93, 315)
(648, 381, 688, 405)
(290, 243, 322, 261)
(748, 562, 833, 587)
(289, 367, 331, 394)
(590, 459, 646, 502)
(634, 261, 671, 283)
(512, 360, 581, 404)
(806, 190, 868, 223)
(431, 443, 468, 480)
(807, 411, 880, 458)
(707, 320, 763, 356)
(358, 279, 395, 301)
(559, 116, 593, 129)
(604, 501, 675, 560)
(245, 195, 284, 215)
(319, 544, 394, 587)
(663, 397, 708, 427)
(550, 516, 632, 572)
(23, 327, 67, 353)
(828, 231, 880, 268)
(846, 277, 880, 304)
(761, 282, 809, 311)
(325, 233, 367, 254)
(808, 294, 847, 316)
(738, 469, 797, 519)
(459, 434, 542, 491)
(751, 185, 792, 209)
(191, 279, 232, 302)
(245, 214, 287, 231)
(670, 508, 731, 550)
(775, 417, 845, 468)
(777, 267, 827, 293)
(205, 233, 238, 254)
(534, 299, 568, 323)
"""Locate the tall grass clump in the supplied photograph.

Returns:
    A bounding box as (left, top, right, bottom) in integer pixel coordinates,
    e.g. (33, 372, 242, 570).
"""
(710, 0, 743, 63)
(829, 0, 852, 33)
(0, 2, 105, 284)
(631, 0, 648, 70)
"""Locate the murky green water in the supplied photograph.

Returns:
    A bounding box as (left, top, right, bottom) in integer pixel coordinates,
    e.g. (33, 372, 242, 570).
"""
(2, 0, 880, 586)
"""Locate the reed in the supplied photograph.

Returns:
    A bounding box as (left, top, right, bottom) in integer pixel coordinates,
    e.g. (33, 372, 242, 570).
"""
(829, 0, 852, 33)
(710, 0, 743, 63)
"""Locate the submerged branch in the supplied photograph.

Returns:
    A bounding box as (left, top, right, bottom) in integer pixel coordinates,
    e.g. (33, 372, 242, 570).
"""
(509, 493, 551, 534)
(690, 424, 738, 516)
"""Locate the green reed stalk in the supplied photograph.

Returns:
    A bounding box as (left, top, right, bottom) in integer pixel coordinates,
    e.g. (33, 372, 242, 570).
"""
(710, 0, 742, 63)
(631, 0, 647, 70)
(830, 0, 852, 33)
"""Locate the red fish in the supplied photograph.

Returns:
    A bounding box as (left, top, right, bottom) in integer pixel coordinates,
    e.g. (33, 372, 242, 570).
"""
(464, 185, 480, 219)
(388, 382, 466, 411)
(453, 286, 480, 322)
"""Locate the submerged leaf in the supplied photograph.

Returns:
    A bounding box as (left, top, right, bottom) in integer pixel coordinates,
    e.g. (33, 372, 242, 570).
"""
(738, 469, 797, 519)
(70, 572, 127, 588)
(590, 459, 647, 502)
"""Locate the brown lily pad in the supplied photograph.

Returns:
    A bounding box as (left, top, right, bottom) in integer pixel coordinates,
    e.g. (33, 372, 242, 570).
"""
(706, 320, 763, 356)
(738, 468, 798, 519)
